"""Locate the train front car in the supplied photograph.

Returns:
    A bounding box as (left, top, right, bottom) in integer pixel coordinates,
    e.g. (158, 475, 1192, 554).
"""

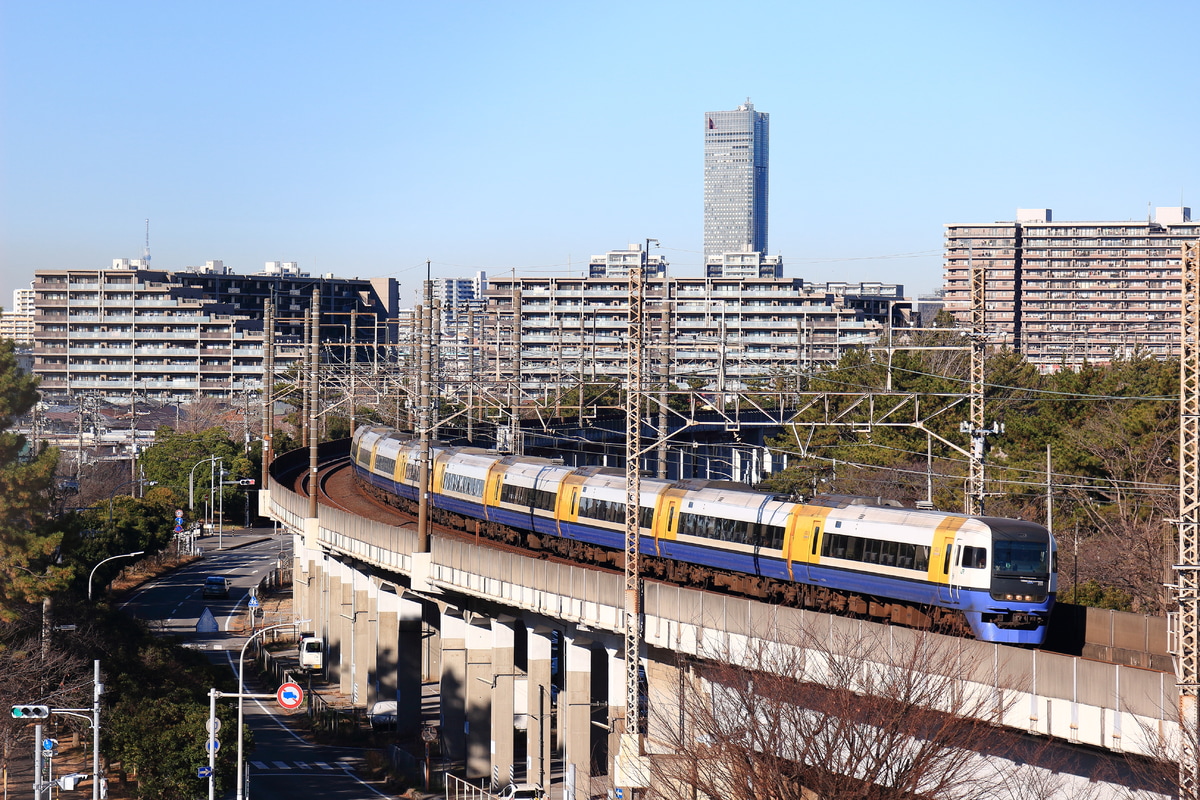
(967, 517, 1056, 645)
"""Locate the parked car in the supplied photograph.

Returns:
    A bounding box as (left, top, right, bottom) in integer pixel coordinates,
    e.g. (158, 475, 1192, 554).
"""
(299, 636, 324, 670)
(368, 700, 398, 730)
(202, 576, 229, 599)
(497, 784, 544, 800)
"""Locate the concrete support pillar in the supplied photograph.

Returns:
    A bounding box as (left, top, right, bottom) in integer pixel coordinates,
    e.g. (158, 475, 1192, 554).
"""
(424, 601, 442, 683)
(526, 626, 554, 792)
(605, 641, 626, 773)
(491, 618, 516, 789)
(562, 632, 593, 800)
(440, 610, 467, 771)
(466, 620, 494, 783)
(397, 595, 424, 736)
(352, 579, 371, 705)
(295, 538, 322, 641)
(326, 559, 346, 687)
(375, 587, 400, 709)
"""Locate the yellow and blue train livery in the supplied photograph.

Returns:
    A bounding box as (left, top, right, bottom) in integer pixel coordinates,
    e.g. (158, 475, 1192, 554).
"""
(351, 426, 1056, 645)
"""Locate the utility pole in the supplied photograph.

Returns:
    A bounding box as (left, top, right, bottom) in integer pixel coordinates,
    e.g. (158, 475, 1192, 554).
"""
(261, 298, 274, 490)
(417, 275, 432, 553)
(1177, 239, 1200, 800)
(349, 307, 358, 437)
(467, 305, 476, 443)
(432, 298, 442, 439)
(657, 266, 670, 479)
(307, 288, 320, 519)
(509, 288, 522, 455)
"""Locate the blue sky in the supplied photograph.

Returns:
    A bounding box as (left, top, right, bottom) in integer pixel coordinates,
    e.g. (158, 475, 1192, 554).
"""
(3, 1, 1197, 308)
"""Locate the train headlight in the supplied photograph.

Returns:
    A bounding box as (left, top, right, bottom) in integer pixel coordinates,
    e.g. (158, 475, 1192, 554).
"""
(1005, 594, 1014, 601)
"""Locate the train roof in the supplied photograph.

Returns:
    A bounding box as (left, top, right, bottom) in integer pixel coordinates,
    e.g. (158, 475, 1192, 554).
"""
(807, 494, 907, 509)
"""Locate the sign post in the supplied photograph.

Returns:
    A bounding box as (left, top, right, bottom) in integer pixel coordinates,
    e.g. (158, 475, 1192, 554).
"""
(276, 682, 304, 710)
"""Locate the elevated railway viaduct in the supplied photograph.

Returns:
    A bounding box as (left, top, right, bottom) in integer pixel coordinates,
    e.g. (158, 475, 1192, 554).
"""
(265, 441, 1178, 799)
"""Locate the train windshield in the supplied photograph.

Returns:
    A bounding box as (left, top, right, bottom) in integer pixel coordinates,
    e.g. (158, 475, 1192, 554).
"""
(992, 540, 1049, 575)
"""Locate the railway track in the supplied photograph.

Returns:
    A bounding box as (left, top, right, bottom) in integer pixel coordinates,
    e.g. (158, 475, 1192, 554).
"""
(286, 454, 1166, 670)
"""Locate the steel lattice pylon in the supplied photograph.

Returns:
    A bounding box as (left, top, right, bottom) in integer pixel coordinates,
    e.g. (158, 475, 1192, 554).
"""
(616, 259, 648, 793)
(967, 256, 986, 515)
(1179, 241, 1200, 799)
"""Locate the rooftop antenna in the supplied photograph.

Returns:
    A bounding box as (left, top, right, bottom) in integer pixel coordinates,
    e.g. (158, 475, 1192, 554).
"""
(143, 219, 151, 265)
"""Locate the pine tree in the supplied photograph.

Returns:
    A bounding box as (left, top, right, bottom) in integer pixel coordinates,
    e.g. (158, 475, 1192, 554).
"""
(0, 339, 68, 619)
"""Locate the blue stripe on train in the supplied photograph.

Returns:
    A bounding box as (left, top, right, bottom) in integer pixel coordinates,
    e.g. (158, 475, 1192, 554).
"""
(355, 464, 1048, 645)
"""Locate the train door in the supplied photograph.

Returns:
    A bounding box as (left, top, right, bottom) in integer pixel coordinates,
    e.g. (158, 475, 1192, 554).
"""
(932, 528, 960, 604)
(655, 493, 682, 558)
(786, 509, 825, 583)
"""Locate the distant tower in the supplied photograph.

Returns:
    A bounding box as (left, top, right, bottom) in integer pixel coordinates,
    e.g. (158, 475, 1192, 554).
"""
(704, 101, 769, 259)
(143, 219, 151, 266)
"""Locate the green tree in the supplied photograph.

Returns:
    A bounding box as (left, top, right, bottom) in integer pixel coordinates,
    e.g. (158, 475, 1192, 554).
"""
(106, 688, 244, 799)
(138, 426, 252, 513)
(0, 339, 69, 619)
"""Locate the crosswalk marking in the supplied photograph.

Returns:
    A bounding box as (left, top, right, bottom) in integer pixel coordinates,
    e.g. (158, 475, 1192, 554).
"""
(272, 761, 291, 769)
(251, 761, 268, 770)
(296, 762, 313, 770)
(315, 761, 333, 770)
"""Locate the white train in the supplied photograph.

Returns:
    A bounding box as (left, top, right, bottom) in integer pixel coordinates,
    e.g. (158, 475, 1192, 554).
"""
(352, 425, 1057, 644)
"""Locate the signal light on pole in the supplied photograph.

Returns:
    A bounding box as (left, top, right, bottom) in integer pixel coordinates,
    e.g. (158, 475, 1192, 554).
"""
(11, 705, 49, 719)
(237, 479, 256, 486)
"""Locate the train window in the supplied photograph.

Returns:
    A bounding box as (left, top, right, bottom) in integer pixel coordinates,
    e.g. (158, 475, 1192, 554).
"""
(667, 506, 676, 533)
(375, 455, 396, 477)
(570, 489, 578, 515)
(942, 547, 953, 575)
(845, 536, 863, 561)
(763, 524, 785, 550)
(444, 472, 485, 498)
(405, 461, 421, 482)
(993, 541, 1048, 574)
(818, 533, 928, 571)
(811, 525, 820, 555)
(914, 545, 930, 571)
(863, 539, 880, 564)
(962, 546, 987, 569)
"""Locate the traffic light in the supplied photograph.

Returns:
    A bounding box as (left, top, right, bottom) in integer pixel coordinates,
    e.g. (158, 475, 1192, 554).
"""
(11, 705, 49, 719)
(237, 479, 255, 486)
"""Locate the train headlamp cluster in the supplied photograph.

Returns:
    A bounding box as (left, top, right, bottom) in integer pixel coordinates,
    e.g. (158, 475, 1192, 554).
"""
(1004, 594, 1036, 602)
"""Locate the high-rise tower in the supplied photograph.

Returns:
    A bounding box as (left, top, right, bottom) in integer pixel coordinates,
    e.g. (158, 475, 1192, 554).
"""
(704, 101, 769, 259)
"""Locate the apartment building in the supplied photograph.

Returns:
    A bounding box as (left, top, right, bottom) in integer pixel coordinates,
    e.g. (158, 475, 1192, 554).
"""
(0, 287, 35, 344)
(944, 207, 1200, 369)
(31, 261, 399, 402)
(480, 272, 905, 395)
(705, 251, 783, 279)
(587, 243, 668, 278)
(434, 271, 488, 320)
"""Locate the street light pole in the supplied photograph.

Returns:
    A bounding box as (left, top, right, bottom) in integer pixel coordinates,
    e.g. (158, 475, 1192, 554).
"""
(236, 620, 308, 800)
(189, 455, 220, 515)
(92, 660, 102, 800)
(87, 551, 145, 601)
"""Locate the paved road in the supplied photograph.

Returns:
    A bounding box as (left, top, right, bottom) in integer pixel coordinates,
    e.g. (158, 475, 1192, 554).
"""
(123, 528, 399, 799)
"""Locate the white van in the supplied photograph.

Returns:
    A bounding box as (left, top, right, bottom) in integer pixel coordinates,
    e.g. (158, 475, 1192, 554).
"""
(299, 637, 323, 670)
